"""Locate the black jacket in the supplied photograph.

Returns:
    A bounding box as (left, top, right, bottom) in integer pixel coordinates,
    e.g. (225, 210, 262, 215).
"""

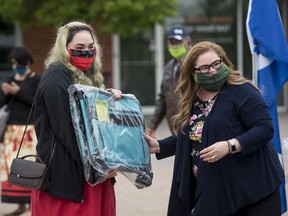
(34, 64, 85, 202)
(157, 83, 284, 216)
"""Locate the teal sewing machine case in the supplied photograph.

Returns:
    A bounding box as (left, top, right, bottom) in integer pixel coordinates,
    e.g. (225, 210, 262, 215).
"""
(68, 84, 152, 189)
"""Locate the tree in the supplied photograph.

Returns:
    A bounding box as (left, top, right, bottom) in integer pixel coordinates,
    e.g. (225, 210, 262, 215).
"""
(0, 0, 177, 36)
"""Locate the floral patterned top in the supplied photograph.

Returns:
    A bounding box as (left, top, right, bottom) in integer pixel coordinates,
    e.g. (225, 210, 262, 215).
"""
(188, 94, 217, 178)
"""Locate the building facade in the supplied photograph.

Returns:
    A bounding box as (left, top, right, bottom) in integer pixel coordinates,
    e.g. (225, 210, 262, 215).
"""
(0, 0, 287, 114)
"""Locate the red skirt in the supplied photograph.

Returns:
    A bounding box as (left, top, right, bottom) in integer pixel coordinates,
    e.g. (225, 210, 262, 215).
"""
(31, 179, 116, 216)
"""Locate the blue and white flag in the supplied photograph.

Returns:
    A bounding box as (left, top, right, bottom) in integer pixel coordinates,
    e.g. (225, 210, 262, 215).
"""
(246, 0, 288, 213)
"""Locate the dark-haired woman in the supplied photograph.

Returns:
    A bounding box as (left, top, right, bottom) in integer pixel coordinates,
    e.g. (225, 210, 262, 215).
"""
(0, 47, 40, 215)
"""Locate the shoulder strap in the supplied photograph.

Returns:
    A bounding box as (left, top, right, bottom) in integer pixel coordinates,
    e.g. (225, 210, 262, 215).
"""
(15, 95, 36, 159)
(15, 88, 56, 166)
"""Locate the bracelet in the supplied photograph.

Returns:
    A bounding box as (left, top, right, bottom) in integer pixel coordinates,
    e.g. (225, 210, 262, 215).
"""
(227, 141, 231, 154)
(227, 140, 237, 154)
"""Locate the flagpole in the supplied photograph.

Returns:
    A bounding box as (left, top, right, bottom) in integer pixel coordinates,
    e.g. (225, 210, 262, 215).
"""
(251, 54, 258, 87)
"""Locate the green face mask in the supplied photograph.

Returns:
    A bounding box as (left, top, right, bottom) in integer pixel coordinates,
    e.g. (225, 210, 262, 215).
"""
(194, 63, 230, 92)
(168, 45, 187, 60)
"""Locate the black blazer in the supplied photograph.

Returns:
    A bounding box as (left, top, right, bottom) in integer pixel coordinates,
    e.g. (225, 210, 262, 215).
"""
(157, 83, 284, 216)
(34, 64, 85, 202)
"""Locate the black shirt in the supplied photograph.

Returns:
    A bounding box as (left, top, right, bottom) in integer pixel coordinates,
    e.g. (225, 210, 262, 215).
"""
(0, 73, 41, 125)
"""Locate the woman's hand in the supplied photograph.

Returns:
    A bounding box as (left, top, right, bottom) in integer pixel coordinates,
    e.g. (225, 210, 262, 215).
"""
(144, 133, 160, 154)
(146, 128, 156, 139)
(107, 168, 119, 179)
(2, 82, 20, 95)
(106, 88, 122, 99)
(199, 140, 230, 163)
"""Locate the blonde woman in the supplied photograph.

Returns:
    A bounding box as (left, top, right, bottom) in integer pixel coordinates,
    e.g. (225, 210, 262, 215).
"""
(145, 41, 283, 216)
(32, 21, 120, 216)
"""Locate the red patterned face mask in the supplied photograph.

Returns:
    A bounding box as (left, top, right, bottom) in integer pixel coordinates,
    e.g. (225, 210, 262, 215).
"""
(69, 48, 96, 72)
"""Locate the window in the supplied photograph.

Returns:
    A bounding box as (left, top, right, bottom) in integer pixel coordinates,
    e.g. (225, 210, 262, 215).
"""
(120, 32, 156, 106)
(0, 17, 15, 80)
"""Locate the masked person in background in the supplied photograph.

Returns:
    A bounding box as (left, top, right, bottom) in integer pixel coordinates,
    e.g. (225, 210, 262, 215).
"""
(144, 41, 283, 216)
(146, 24, 192, 138)
(0, 47, 41, 216)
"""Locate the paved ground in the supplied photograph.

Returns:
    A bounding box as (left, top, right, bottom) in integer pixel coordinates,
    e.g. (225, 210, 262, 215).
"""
(0, 116, 173, 216)
(1, 113, 288, 216)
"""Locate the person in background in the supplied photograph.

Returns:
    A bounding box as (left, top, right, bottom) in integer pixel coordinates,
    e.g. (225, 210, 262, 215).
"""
(144, 41, 283, 216)
(0, 47, 41, 216)
(146, 24, 192, 138)
(31, 21, 121, 216)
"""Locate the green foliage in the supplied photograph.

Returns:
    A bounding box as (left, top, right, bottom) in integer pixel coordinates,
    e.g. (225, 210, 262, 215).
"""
(0, 0, 177, 36)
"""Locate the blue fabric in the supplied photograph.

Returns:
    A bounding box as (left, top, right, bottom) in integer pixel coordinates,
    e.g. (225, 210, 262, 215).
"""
(247, 0, 288, 213)
(247, 0, 288, 61)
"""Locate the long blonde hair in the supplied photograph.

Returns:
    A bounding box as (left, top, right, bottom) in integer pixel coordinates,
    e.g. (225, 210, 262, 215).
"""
(45, 21, 104, 87)
(172, 41, 249, 134)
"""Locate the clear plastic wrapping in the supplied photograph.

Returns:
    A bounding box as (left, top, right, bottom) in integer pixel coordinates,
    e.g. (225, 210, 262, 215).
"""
(68, 84, 153, 189)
